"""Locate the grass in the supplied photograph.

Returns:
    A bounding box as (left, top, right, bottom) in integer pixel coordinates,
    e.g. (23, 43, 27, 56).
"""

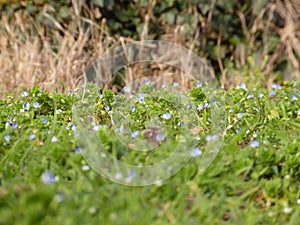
(0, 81, 300, 225)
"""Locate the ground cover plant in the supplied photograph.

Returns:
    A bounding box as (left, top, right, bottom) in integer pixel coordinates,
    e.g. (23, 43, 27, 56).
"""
(1, 80, 300, 225)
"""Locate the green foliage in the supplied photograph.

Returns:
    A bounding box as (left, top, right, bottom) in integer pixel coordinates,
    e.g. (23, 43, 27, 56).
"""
(0, 82, 300, 224)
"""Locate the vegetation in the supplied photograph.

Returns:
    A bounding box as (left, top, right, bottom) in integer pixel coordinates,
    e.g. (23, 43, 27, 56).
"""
(1, 1, 300, 224)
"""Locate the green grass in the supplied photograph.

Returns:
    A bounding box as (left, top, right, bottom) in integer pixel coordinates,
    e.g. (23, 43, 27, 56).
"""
(1, 82, 300, 225)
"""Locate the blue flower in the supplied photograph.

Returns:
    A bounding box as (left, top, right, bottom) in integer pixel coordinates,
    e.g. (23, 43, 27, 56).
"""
(104, 105, 110, 111)
(51, 136, 58, 143)
(131, 130, 139, 138)
(185, 104, 191, 109)
(298, 109, 300, 116)
(269, 90, 276, 97)
(145, 79, 150, 85)
(22, 103, 30, 111)
(237, 83, 247, 91)
(20, 91, 29, 97)
(236, 128, 242, 133)
(206, 134, 218, 141)
(125, 170, 136, 183)
(7, 116, 12, 121)
(292, 95, 298, 101)
(69, 90, 74, 96)
(162, 112, 171, 120)
(41, 171, 56, 185)
(41, 117, 47, 124)
(173, 82, 179, 87)
(237, 112, 243, 119)
(156, 134, 165, 142)
(33, 102, 40, 109)
(197, 104, 203, 110)
(271, 83, 282, 89)
(4, 135, 10, 142)
(229, 108, 234, 113)
(249, 140, 259, 148)
(12, 122, 18, 129)
(74, 147, 81, 153)
(190, 147, 202, 157)
(247, 93, 254, 99)
(203, 102, 209, 108)
(137, 94, 144, 103)
(29, 134, 36, 141)
(131, 106, 136, 112)
(196, 80, 202, 88)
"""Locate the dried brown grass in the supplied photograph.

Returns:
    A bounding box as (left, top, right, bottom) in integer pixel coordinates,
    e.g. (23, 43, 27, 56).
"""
(0, 4, 115, 94)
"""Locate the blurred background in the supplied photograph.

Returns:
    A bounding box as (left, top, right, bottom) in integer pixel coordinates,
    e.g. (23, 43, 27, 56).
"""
(0, 0, 300, 93)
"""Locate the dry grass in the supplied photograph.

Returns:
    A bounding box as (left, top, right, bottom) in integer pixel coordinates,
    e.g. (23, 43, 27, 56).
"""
(0, 4, 115, 94)
(1, 1, 300, 94)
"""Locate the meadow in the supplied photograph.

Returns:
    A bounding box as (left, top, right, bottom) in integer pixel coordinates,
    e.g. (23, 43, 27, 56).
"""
(1, 81, 300, 224)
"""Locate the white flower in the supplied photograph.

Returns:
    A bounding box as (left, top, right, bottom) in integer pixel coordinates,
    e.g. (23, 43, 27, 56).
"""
(51, 136, 58, 143)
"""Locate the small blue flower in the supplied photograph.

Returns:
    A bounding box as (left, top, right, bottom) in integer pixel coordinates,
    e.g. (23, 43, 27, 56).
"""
(269, 90, 276, 97)
(190, 147, 202, 157)
(206, 134, 218, 141)
(237, 112, 243, 119)
(125, 170, 136, 183)
(41, 117, 47, 124)
(196, 80, 202, 88)
(229, 108, 234, 113)
(29, 134, 36, 141)
(137, 94, 144, 103)
(12, 122, 18, 129)
(297, 109, 300, 116)
(236, 128, 242, 133)
(237, 83, 247, 91)
(5, 122, 10, 127)
(156, 134, 165, 142)
(51, 136, 58, 143)
(104, 105, 110, 111)
(292, 95, 298, 101)
(145, 79, 150, 85)
(203, 102, 209, 108)
(185, 104, 191, 109)
(7, 116, 12, 121)
(74, 147, 81, 153)
(173, 82, 179, 87)
(33, 102, 40, 109)
(20, 91, 29, 97)
(197, 104, 203, 110)
(41, 171, 56, 185)
(4, 135, 10, 142)
(249, 140, 259, 148)
(248, 93, 254, 99)
(131, 130, 139, 138)
(69, 90, 74, 96)
(162, 112, 171, 120)
(131, 106, 136, 112)
(23, 103, 30, 111)
(271, 83, 282, 89)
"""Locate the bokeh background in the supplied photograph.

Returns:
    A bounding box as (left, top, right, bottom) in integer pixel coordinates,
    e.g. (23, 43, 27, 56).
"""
(0, 0, 300, 93)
